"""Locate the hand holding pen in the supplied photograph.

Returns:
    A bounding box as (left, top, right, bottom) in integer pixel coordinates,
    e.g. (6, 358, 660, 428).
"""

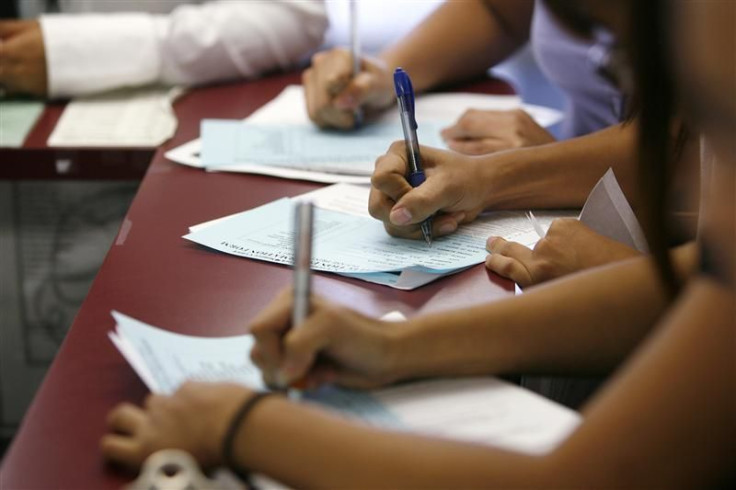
(368, 141, 489, 241)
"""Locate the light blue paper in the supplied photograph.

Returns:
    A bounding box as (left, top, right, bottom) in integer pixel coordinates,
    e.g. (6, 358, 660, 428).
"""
(111, 311, 403, 428)
(0, 100, 44, 148)
(183, 198, 488, 277)
(201, 119, 445, 175)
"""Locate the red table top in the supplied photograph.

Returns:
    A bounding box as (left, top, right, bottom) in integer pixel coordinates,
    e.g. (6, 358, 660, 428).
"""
(0, 72, 515, 489)
(0, 99, 153, 180)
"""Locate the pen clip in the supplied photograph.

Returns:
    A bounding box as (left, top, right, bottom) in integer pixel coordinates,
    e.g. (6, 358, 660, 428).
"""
(394, 68, 417, 129)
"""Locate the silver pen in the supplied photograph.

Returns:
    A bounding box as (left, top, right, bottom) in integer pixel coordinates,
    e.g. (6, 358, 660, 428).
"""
(292, 201, 314, 329)
(350, 0, 364, 127)
(284, 200, 314, 395)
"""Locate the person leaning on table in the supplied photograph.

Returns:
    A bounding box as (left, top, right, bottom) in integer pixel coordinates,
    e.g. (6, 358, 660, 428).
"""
(0, 0, 328, 98)
(101, 0, 735, 486)
(303, 0, 701, 290)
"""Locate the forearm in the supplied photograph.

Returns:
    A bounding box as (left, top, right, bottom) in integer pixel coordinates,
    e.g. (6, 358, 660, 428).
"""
(379, 0, 532, 94)
(479, 122, 639, 209)
(391, 243, 698, 379)
(235, 395, 547, 488)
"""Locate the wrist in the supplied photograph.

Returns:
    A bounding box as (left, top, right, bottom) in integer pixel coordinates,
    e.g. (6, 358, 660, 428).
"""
(220, 392, 280, 473)
(476, 151, 525, 209)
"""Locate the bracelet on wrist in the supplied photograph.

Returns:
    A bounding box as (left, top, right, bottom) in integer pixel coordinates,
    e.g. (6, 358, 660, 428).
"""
(222, 391, 278, 481)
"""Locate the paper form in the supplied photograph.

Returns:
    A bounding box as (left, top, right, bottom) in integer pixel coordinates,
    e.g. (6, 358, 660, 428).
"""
(0, 100, 44, 147)
(109, 311, 580, 456)
(201, 119, 445, 176)
(579, 168, 648, 252)
(110, 311, 265, 395)
(374, 377, 580, 455)
(184, 184, 576, 289)
(166, 85, 563, 183)
(47, 86, 182, 147)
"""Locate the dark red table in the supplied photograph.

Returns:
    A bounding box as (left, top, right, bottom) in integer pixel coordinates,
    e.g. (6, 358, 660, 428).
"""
(0, 99, 152, 180)
(0, 72, 515, 489)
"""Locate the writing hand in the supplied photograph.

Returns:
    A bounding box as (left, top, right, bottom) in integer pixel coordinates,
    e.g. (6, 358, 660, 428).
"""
(303, 47, 394, 129)
(249, 289, 400, 390)
(485, 218, 641, 287)
(101, 382, 252, 471)
(441, 108, 555, 155)
(369, 141, 488, 239)
(0, 20, 47, 97)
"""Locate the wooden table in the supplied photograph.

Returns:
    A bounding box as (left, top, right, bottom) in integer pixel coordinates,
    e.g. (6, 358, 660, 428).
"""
(0, 72, 515, 489)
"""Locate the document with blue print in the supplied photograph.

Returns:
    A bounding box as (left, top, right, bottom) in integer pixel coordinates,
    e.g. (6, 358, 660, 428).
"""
(109, 311, 580, 455)
(167, 85, 563, 183)
(201, 119, 446, 176)
(184, 184, 574, 289)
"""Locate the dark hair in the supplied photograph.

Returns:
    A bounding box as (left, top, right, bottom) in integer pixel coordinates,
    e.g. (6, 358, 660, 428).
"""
(628, 0, 680, 296)
(544, 0, 680, 296)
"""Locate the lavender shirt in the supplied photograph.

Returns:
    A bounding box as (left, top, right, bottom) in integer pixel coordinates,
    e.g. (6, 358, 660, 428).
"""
(531, 0, 625, 139)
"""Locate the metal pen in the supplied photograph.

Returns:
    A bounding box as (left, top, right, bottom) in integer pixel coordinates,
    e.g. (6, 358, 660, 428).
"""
(394, 67, 432, 246)
(285, 200, 314, 396)
(350, 0, 364, 127)
(292, 201, 314, 329)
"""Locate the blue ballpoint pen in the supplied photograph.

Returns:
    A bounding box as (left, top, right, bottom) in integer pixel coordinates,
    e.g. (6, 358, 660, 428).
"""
(394, 67, 432, 246)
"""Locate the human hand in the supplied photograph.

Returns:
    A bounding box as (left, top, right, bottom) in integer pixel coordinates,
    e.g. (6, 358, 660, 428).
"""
(249, 289, 400, 390)
(485, 218, 642, 287)
(303, 47, 394, 129)
(440, 108, 556, 155)
(101, 382, 252, 471)
(369, 141, 489, 239)
(0, 20, 47, 97)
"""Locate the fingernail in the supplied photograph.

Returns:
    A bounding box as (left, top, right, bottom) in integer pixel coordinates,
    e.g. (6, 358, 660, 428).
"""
(486, 236, 499, 249)
(455, 212, 466, 223)
(439, 222, 457, 235)
(390, 207, 413, 225)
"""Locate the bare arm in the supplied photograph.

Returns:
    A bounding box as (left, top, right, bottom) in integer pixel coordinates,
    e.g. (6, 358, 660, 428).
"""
(368, 122, 638, 241)
(379, 0, 534, 93)
(233, 275, 733, 488)
(304, 0, 534, 128)
(480, 121, 640, 209)
(391, 243, 696, 380)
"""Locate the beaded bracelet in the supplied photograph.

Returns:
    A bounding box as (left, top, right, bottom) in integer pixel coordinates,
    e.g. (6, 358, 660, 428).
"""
(222, 392, 278, 481)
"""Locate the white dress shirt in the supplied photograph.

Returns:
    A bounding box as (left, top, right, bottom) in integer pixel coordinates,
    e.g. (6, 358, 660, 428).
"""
(37, 0, 328, 98)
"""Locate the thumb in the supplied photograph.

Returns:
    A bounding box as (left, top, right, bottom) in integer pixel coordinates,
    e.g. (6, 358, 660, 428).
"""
(334, 71, 382, 110)
(389, 177, 455, 226)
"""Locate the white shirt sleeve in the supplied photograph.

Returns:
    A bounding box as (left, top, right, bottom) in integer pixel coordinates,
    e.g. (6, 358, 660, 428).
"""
(40, 1, 328, 98)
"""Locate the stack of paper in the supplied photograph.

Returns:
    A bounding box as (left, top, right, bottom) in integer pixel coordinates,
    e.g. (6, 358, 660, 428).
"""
(47, 87, 182, 147)
(110, 311, 580, 456)
(165, 85, 564, 184)
(184, 184, 575, 290)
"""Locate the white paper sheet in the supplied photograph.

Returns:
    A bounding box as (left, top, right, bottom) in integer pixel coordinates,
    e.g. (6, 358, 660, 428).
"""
(579, 168, 648, 252)
(109, 311, 580, 456)
(48, 87, 183, 147)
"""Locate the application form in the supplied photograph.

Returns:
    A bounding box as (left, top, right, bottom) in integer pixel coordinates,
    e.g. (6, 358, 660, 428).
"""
(110, 311, 580, 455)
(184, 184, 574, 289)
(167, 85, 564, 184)
(201, 119, 445, 176)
